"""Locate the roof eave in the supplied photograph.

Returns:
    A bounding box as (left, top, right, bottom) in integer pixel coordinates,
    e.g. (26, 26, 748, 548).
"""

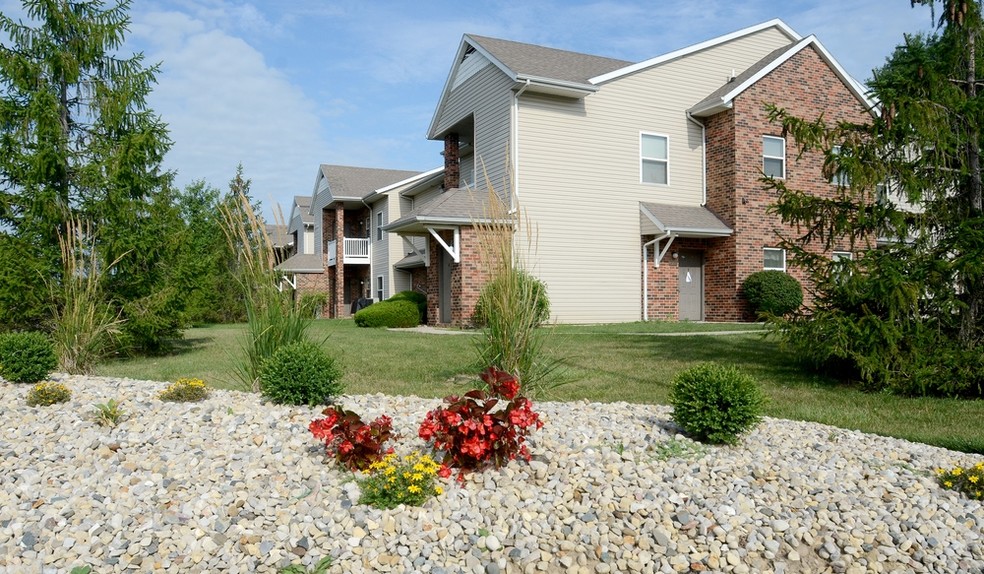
(515, 75, 598, 98)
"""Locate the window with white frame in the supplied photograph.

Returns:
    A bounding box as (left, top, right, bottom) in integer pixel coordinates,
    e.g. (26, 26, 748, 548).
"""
(831, 251, 853, 261)
(640, 133, 669, 184)
(763, 247, 786, 271)
(376, 211, 384, 241)
(376, 275, 384, 301)
(763, 136, 785, 178)
(830, 145, 850, 187)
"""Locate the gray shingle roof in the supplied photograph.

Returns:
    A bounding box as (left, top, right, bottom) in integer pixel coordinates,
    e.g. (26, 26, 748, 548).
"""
(385, 188, 507, 233)
(293, 195, 314, 224)
(467, 35, 631, 84)
(275, 253, 324, 273)
(265, 224, 290, 248)
(640, 202, 732, 237)
(319, 165, 422, 200)
(689, 42, 796, 115)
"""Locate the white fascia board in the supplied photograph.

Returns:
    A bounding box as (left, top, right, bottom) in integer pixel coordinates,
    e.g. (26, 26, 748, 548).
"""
(515, 75, 599, 97)
(428, 36, 518, 139)
(376, 166, 445, 195)
(590, 19, 801, 85)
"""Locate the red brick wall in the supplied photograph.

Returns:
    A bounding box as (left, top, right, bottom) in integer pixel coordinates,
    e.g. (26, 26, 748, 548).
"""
(425, 226, 492, 327)
(651, 45, 870, 322)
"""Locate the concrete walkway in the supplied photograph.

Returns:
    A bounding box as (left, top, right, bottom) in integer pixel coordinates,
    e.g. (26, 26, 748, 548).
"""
(389, 325, 767, 336)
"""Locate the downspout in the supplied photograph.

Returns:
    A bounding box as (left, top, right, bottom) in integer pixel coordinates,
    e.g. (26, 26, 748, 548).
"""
(686, 112, 707, 205)
(642, 232, 671, 322)
(511, 79, 531, 211)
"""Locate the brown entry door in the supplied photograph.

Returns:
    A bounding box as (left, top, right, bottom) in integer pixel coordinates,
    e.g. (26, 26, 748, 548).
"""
(678, 250, 704, 321)
(439, 249, 452, 324)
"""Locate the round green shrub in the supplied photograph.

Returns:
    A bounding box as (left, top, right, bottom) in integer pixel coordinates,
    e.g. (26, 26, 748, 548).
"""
(259, 341, 343, 405)
(0, 331, 58, 384)
(388, 290, 427, 323)
(742, 270, 803, 317)
(26, 381, 72, 407)
(353, 299, 420, 328)
(668, 363, 765, 445)
(472, 271, 550, 327)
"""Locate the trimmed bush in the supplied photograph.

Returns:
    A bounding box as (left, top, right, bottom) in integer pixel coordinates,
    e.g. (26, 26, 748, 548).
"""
(472, 271, 550, 327)
(388, 290, 427, 323)
(259, 341, 343, 405)
(742, 270, 803, 317)
(353, 299, 420, 328)
(0, 331, 58, 384)
(669, 363, 765, 445)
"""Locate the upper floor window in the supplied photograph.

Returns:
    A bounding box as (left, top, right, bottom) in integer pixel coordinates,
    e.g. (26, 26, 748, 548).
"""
(641, 133, 669, 185)
(831, 145, 850, 187)
(376, 211, 384, 241)
(763, 247, 786, 271)
(763, 136, 785, 178)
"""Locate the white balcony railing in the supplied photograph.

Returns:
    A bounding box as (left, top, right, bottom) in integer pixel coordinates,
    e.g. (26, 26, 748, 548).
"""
(326, 238, 370, 266)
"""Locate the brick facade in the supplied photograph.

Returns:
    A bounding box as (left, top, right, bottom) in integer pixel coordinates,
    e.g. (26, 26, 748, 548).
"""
(426, 226, 489, 327)
(646, 46, 870, 322)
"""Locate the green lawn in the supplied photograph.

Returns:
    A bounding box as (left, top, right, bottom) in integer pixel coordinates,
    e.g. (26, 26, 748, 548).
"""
(93, 319, 984, 454)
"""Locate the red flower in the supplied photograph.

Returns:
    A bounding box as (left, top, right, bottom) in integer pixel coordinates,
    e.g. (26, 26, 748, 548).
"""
(438, 465, 452, 479)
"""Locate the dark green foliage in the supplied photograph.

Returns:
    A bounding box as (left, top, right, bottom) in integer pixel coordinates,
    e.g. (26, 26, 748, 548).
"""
(742, 271, 803, 317)
(669, 363, 765, 445)
(119, 288, 184, 355)
(472, 271, 550, 327)
(259, 341, 343, 406)
(0, 331, 58, 384)
(388, 290, 427, 323)
(0, 235, 49, 331)
(353, 300, 421, 328)
(761, 3, 984, 398)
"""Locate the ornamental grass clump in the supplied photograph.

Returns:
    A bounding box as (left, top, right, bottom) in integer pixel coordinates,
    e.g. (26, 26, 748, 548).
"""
(359, 452, 447, 509)
(26, 381, 72, 407)
(419, 367, 543, 473)
(936, 462, 984, 500)
(159, 378, 210, 402)
(669, 363, 765, 445)
(309, 406, 395, 470)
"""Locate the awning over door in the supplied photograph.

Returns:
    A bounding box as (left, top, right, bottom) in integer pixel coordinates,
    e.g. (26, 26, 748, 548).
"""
(639, 202, 733, 238)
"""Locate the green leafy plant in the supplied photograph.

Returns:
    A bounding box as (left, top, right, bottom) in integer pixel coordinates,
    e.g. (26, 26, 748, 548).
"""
(299, 293, 329, 318)
(353, 299, 420, 328)
(70, 566, 92, 574)
(649, 437, 709, 461)
(419, 367, 543, 474)
(92, 399, 126, 428)
(158, 377, 210, 402)
(260, 340, 342, 405)
(0, 331, 58, 384)
(359, 452, 446, 509)
(936, 461, 984, 500)
(278, 556, 333, 574)
(742, 270, 803, 318)
(26, 381, 72, 407)
(668, 363, 765, 445)
(309, 405, 394, 470)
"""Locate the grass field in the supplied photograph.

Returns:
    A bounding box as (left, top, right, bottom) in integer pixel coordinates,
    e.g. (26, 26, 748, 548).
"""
(93, 319, 984, 454)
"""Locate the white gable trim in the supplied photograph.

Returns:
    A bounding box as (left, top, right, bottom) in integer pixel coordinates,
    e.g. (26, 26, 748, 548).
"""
(589, 19, 801, 85)
(689, 35, 875, 117)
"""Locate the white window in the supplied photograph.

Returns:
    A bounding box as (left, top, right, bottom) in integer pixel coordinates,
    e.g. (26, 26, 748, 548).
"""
(831, 145, 850, 187)
(763, 248, 786, 271)
(640, 133, 669, 185)
(763, 136, 785, 178)
(376, 211, 384, 241)
(376, 275, 384, 301)
(832, 251, 853, 261)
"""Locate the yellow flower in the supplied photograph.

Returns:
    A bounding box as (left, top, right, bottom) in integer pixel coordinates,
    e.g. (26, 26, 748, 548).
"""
(944, 481, 953, 488)
(384, 466, 396, 476)
(970, 475, 979, 484)
(407, 485, 421, 494)
(413, 463, 426, 472)
(953, 467, 963, 476)
(412, 473, 424, 482)
(936, 468, 945, 475)
(388, 476, 396, 484)
(403, 472, 412, 480)
(434, 486, 443, 495)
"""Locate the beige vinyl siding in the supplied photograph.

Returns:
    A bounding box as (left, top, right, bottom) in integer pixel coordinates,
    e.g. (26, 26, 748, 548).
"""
(515, 28, 792, 323)
(433, 63, 514, 196)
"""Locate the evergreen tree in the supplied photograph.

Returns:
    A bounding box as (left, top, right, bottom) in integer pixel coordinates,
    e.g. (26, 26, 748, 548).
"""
(0, 1, 178, 351)
(764, 0, 984, 397)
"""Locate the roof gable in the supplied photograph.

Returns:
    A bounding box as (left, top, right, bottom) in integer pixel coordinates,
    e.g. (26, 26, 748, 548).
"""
(312, 164, 422, 207)
(688, 35, 875, 117)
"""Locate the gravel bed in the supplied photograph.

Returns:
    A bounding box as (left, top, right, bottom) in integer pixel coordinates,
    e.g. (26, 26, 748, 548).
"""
(1, 375, 982, 574)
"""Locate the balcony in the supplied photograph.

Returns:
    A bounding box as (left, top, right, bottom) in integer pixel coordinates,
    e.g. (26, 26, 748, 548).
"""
(326, 238, 370, 266)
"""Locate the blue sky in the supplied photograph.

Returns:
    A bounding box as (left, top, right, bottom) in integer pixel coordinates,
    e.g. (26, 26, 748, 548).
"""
(1, 1, 937, 220)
